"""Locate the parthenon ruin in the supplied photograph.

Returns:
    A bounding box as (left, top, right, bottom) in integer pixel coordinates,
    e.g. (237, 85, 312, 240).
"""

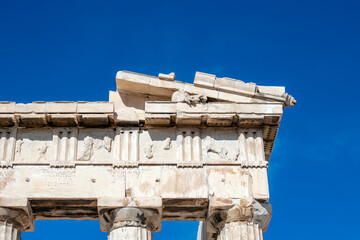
(0, 71, 296, 239)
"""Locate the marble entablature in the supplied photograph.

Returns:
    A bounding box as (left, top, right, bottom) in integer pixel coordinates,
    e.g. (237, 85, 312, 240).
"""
(0, 71, 295, 240)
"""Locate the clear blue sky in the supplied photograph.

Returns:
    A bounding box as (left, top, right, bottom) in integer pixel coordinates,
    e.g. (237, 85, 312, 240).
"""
(1, 0, 359, 239)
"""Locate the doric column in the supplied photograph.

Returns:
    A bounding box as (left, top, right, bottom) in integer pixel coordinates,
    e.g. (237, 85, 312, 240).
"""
(101, 207, 161, 240)
(207, 199, 271, 240)
(0, 221, 21, 240)
(217, 221, 264, 240)
(0, 207, 33, 240)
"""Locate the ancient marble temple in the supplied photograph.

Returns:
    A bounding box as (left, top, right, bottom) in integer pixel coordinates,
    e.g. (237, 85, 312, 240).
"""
(0, 71, 296, 240)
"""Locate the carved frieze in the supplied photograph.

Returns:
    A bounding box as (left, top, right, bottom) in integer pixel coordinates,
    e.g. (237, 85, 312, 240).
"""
(78, 129, 115, 162)
(77, 136, 113, 161)
(77, 136, 94, 161)
(14, 129, 53, 163)
(144, 142, 154, 159)
(162, 137, 171, 150)
(2, 126, 267, 167)
(202, 136, 239, 161)
(139, 129, 177, 163)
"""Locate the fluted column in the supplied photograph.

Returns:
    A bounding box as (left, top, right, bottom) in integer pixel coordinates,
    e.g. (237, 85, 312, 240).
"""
(109, 226, 152, 240)
(217, 221, 263, 240)
(207, 199, 271, 240)
(0, 207, 33, 240)
(102, 207, 161, 240)
(0, 221, 21, 240)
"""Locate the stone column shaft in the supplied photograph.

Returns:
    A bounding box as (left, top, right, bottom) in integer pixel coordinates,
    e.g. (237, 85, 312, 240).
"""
(109, 226, 152, 240)
(0, 220, 21, 240)
(217, 222, 263, 240)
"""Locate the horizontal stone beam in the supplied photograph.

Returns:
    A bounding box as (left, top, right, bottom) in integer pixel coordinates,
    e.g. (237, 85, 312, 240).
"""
(0, 102, 113, 114)
(145, 102, 283, 127)
(0, 164, 268, 214)
(0, 102, 115, 128)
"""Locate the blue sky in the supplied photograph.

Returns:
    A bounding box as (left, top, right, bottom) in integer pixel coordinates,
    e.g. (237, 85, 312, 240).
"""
(1, 0, 359, 239)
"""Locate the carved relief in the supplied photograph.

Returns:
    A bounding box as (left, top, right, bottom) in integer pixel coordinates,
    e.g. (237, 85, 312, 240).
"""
(15, 140, 23, 155)
(78, 136, 113, 161)
(144, 142, 154, 159)
(138, 129, 177, 162)
(203, 136, 222, 158)
(37, 143, 49, 160)
(78, 136, 94, 161)
(14, 137, 52, 163)
(202, 136, 239, 161)
(162, 137, 171, 150)
(227, 148, 239, 161)
(171, 89, 207, 104)
(100, 136, 112, 152)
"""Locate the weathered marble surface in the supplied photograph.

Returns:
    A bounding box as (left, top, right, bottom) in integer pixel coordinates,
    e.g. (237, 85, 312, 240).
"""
(0, 221, 21, 240)
(0, 70, 295, 240)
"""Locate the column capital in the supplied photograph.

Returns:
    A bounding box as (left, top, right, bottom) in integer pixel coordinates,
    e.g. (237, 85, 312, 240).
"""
(206, 198, 271, 235)
(100, 207, 162, 233)
(98, 197, 162, 232)
(0, 198, 34, 232)
(0, 207, 33, 232)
